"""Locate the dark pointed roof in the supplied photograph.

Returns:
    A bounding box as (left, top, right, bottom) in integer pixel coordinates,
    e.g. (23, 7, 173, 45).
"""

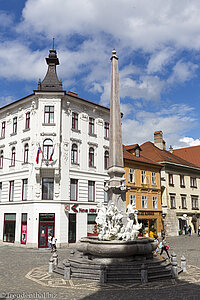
(37, 49, 63, 91)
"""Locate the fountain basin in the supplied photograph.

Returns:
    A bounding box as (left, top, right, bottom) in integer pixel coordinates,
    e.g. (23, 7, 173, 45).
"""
(77, 237, 157, 258)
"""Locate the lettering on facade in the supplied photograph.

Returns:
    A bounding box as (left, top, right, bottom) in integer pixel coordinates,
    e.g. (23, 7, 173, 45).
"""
(139, 211, 155, 216)
(79, 208, 97, 213)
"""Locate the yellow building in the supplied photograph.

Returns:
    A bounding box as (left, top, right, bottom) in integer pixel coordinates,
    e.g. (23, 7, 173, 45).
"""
(123, 144, 163, 236)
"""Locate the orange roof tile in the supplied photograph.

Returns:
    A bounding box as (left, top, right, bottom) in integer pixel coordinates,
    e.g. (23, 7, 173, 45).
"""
(123, 148, 162, 167)
(173, 145, 200, 168)
(140, 141, 199, 168)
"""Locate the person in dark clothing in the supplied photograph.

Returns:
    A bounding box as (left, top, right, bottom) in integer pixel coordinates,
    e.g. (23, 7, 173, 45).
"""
(160, 236, 170, 259)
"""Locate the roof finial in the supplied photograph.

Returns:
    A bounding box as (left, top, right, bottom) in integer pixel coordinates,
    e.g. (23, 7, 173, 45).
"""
(52, 37, 55, 50)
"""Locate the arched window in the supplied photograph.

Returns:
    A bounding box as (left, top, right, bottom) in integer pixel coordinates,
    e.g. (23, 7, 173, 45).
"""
(0, 150, 3, 168)
(11, 147, 16, 166)
(71, 144, 78, 164)
(104, 151, 109, 169)
(43, 139, 53, 160)
(89, 147, 94, 167)
(24, 144, 29, 163)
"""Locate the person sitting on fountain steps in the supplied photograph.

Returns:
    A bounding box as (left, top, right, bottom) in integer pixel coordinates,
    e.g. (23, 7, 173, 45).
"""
(160, 236, 170, 259)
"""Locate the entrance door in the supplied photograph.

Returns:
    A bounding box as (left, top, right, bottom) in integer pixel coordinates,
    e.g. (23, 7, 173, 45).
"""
(69, 214, 76, 243)
(39, 224, 54, 247)
(38, 214, 55, 248)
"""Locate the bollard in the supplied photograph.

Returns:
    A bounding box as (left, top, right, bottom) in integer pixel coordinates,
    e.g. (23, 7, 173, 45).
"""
(141, 263, 148, 284)
(100, 266, 106, 283)
(171, 252, 177, 263)
(64, 262, 71, 280)
(171, 261, 178, 278)
(49, 256, 54, 273)
(181, 256, 187, 272)
(52, 252, 58, 267)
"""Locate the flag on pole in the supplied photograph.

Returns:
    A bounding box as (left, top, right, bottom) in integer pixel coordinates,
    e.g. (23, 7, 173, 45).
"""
(50, 147, 54, 161)
(36, 146, 42, 164)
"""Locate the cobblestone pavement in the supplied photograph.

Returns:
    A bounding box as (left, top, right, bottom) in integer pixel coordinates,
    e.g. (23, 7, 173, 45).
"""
(0, 235, 200, 300)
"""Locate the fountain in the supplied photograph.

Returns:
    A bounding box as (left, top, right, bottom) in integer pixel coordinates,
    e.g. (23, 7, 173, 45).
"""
(59, 50, 173, 283)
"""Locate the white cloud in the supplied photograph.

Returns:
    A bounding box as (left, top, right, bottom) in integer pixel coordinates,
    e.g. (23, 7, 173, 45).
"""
(178, 137, 200, 147)
(147, 48, 175, 74)
(0, 41, 46, 81)
(0, 11, 13, 28)
(168, 60, 198, 84)
(122, 103, 197, 147)
(18, 0, 200, 51)
(0, 96, 15, 107)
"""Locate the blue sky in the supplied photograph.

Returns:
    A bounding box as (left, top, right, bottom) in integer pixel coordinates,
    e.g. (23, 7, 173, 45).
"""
(0, 0, 200, 149)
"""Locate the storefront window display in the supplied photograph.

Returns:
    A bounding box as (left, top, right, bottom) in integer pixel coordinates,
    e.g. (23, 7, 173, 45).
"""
(138, 218, 157, 236)
(3, 213, 16, 243)
(87, 214, 98, 236)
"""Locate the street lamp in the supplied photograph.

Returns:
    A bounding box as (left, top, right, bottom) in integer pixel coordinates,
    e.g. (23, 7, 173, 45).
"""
(162, 212, 166, 237)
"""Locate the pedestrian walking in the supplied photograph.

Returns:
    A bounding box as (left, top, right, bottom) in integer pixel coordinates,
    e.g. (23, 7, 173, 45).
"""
(51, 236, 57, 252)
(154, 235, 159, 256)
(48, 234, 52, 248)
(184, 224, 187, 235)
(188, 225, 192, 236)
(160, 236, 170, 259)
(198, 225, 200, 236)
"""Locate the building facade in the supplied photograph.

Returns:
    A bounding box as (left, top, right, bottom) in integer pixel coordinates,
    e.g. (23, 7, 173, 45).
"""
(123, 145, 163, 236)
(0, 48, 109, 248)
(140, 131, 200, 236)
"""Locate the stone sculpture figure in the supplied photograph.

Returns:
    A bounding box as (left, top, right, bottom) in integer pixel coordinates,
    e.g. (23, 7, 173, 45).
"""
(96, 202, 142, 241)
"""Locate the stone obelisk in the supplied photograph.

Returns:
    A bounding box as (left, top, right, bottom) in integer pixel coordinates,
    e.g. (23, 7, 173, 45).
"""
(107, 50, 127, 217)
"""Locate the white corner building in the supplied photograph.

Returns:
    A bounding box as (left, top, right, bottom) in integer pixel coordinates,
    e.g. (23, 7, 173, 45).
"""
(0, 48, 109, 248)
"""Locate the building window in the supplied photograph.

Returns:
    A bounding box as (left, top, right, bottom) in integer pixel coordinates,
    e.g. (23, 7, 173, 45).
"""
(104, 182, 108, 203)
(89, 147, 94, 167)
(87, 214, 98, 236)
(152, 196, 157, 209)
(170, 195, 176, 208)
(71, 144, 78, 164)
(0, 182, 2, 202)
(21, 213, 27, 244)
(135, 148, 140, 157)
(130, 194, 136, 207)
(22, 179, 28, 201)
(181, 195, 187, 209)
(190, 177, 197, 188)
(44, 106, 54, 124)
(104, 122, 109, 138)
(72, 112, 78, 130)
(13, 117, 17, 134)
(11, 147, 16, 166)
(3, 213, 16, 243)
(25, 112, 30, 129)
(1, 121, 5, 138)
(180, 175, 185, 187)
(9, 181, 14, 202)
(104, 151, 109, 169)
(88, 181, 95, 202)
(141, 170, 146, 184)
(128, 169, 135, 183)
(43, 139, 53, 160)
(191, 196, 198, 210)
(24, 144, 29, 163)
(152, 172, 156, 185)
(42, 178, 54, 200)
(169, 174, 174, 186)
(142, 195, 147, 208)
(70, 179, 78, 201)
(0, 150, 3, 168)
(89, 117, 95, 134)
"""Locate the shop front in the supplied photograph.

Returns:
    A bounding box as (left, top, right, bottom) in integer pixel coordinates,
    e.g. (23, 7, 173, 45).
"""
(68, 204, 98, 243)
(38, 213, 55, 248)
(21, 213, 27, 244)
(3, 213, 16, 243)
(138, 211, 162, 236)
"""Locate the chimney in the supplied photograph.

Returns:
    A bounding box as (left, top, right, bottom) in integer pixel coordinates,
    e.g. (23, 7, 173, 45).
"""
(169, 145, 173, 153)
(154, 130, 165, 150)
